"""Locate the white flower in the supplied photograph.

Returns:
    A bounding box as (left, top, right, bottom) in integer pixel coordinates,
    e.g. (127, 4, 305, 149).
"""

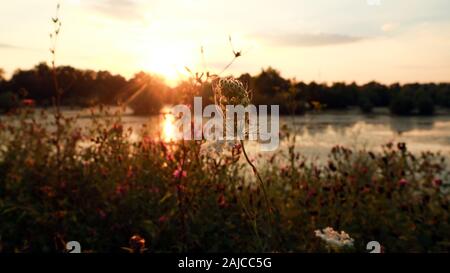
(315, 227, 354, 248)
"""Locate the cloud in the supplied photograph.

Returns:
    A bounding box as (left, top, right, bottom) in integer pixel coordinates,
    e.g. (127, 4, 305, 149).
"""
(396, 64, 450, 70)
(0, 43, 25, 50)
(88, 0, 145, 21)
(381, 23, 397, 32)
(256, 32, 366, 47)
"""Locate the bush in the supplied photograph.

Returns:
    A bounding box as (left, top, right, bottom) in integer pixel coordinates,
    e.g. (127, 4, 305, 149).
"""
(127, 73, 166, 115)
(417, 95, 435, 115)
(128, 90, 163, 115)
(416, 91, 434, 116)
(0, 91, 19, 112)
(358, 96, 373, 114)
(390, 94, 414, 115)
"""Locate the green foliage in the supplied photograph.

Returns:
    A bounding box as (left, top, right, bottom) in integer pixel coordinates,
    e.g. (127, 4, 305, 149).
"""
(0, 109, 448, 253)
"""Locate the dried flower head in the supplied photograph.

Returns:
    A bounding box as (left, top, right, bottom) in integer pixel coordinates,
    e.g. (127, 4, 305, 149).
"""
(212, 77, 252, 141)
(213, 77, 250, 111)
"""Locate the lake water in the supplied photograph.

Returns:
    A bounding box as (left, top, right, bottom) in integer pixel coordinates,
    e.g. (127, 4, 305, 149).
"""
(281, 112, 450, 160)
(3, 107, 450, 161)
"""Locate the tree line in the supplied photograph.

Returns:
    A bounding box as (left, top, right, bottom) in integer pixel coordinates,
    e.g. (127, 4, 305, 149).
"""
(1, 63, 450, 115)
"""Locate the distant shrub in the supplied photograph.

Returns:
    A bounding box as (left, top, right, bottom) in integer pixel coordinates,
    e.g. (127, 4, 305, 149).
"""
(127, 72, 166, 115)
(0, 91, 19, 112)
(128, 90, 163, 115)
(417, 95, 435, 115)
(358, 96, 373, 114)
(390, 93, 414, 115)
(436, 86, 450, 108)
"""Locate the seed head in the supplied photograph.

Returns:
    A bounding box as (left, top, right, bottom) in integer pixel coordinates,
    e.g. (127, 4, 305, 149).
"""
(213, 77, 250, 111)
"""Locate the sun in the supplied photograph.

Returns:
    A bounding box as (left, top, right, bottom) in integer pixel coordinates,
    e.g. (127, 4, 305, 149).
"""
(140, 45, 192, 85)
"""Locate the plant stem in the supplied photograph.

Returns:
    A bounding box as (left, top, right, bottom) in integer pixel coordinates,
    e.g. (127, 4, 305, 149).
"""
(176, 141, 188, 251)
(239, 140, 272, 217)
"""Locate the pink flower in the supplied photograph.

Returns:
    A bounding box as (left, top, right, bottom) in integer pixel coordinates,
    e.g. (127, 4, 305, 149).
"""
(149, 187, 160, 194)
(397, 142, 407, 152)
(176, 184, 186, 193)
(433, 178, 443, 187)
(111, 123, 123, 134)
(71, 130, 82, 141)
(307, 188, 317, 199)
(348, 176, 356, 183)
(166, 153, 174, 162)
(159, 141, 167, 150)
(280, 165, 289, 176)
(217, 194, 227, 208)
(399, 178, 409, 186)
(97, 209, 107, 220)
(115, 184, 128, 195)
(173, 169, 187, 179)
(142, 136, 152, 149)
(143, 135, 152, 144)
(158, 215, 168, 223)
(127, 166, 134, 179)
(360, 167, 368, 174)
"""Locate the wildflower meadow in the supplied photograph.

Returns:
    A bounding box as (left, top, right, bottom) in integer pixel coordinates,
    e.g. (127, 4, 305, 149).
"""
(0, 104, 448, 253)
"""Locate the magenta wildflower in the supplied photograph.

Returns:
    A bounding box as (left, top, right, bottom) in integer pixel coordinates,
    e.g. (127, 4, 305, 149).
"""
(158, 215, 168, 223)
(97, 209, 107, 220)
(399, 178, 409, 186)
(173, 169, 187, 179)
(166, 153, 174, 162)
(217, 194, 227, 208)
(433, 178, 443, 187)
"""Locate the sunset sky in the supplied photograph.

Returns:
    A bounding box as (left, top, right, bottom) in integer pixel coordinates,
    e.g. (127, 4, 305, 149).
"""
(1, 0, 450, 85)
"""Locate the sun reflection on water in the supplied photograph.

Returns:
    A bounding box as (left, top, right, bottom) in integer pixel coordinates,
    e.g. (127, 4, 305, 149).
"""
(162, 111, 176, 142)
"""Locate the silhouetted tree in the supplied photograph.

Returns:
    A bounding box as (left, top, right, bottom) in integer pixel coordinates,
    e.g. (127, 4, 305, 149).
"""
(416, 88, 435, 115)
(390, 87, 415, 115)
(359, 95, 374, 114)
(252, 67, 290, 108)
(127, 72, 167, 115)
(0, 68, 5, 94)
(2, 62, 450, 115)
(0, 91, 19, 112)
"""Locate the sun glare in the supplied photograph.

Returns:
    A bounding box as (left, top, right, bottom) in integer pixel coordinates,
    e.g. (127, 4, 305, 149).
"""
(140, 45, 193, 85)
